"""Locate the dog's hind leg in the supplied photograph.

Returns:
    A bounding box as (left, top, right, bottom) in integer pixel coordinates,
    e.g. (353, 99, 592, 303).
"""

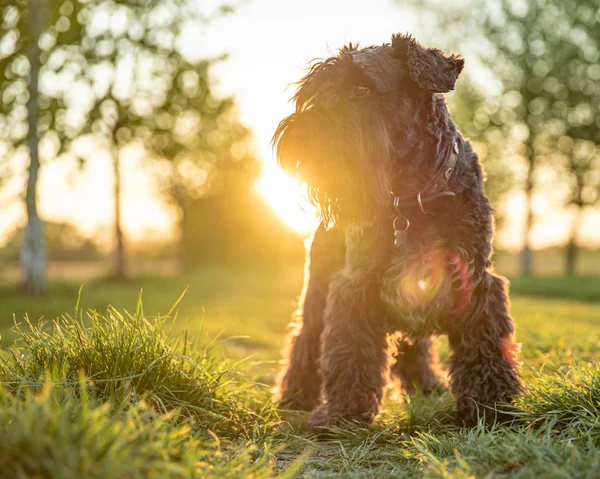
(448, 272, 523, 427)
(277, 223, 345, 411)
(390, 336, 445, 396)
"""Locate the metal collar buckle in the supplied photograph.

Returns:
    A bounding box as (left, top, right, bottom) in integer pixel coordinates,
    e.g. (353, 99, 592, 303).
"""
(390, 138, 460, 247)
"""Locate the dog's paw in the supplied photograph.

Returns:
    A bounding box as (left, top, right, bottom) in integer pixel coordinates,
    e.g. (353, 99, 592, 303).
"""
(307, 407, 341, 432)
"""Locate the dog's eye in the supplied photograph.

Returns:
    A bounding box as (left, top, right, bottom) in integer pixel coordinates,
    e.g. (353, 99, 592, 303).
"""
(352, 86, 370, 98)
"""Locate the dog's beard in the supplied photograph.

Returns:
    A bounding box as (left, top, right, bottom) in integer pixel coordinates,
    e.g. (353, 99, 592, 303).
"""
(274, 110, 394, 226)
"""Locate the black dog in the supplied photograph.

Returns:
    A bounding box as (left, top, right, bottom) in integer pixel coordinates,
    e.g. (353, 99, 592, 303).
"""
(273, 34, 522, 429)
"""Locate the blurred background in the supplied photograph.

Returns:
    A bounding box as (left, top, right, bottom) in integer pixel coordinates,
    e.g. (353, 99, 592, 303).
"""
(1, 0, 600, 355)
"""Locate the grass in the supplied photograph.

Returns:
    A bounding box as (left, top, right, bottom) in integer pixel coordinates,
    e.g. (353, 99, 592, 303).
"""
(510, 275, 600, 303)
(0, 293, 277, 439)
(0, 382, 305, 479)
(0, 383, 284, 479)
(0, 264, 302, 364)
(2, 262, 600, 477)
(0, 295, 298, 478)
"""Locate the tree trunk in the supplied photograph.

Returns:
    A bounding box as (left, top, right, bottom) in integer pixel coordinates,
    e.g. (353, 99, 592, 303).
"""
(21, 0, 47, 295)
(520, 138, 535, 276)
(112, 144, 126, 280)
(565, 211, 583, 276)
(565, 199, 584, 277)
(178, 204, 189, 272)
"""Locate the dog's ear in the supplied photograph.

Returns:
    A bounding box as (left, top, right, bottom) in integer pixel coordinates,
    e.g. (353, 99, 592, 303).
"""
(392, 33, 464, 93)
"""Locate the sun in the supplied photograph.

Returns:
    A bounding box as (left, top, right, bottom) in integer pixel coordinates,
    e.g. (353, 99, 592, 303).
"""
(255, 165, 318, 235)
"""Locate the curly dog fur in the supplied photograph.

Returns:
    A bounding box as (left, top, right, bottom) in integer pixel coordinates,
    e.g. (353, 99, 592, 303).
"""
(273, 33, 522, 430)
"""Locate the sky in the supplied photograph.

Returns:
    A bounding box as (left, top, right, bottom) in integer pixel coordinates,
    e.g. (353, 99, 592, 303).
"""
(2, 0, 600, 250)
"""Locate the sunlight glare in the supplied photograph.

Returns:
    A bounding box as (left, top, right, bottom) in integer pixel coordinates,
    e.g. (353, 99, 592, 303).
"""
(256, 166, 318, 235)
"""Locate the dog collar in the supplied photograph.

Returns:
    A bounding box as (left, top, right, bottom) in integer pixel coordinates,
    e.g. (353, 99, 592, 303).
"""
(390, 139, 459, 247)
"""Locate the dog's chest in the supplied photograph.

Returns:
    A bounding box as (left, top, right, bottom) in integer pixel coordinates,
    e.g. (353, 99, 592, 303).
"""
(343, 224, 475, 334)
(380, 245, 474, 334)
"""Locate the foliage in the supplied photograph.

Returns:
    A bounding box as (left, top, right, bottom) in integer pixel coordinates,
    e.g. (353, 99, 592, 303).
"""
(53, 0, 261, 267)
(0, 0, 84, 154)
(182, 193, 303, 266)
(0, 221, 100, 262)
(449, 80, 515, 221)
(1, 0, 269, 277)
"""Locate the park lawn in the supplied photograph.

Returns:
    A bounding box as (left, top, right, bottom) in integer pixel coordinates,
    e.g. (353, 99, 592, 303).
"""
(2, 265, 600, 477)
(3, 265, 600, 371)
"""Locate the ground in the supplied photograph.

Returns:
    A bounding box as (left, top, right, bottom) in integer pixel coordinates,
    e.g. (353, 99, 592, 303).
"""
(1, 254, 600, 477)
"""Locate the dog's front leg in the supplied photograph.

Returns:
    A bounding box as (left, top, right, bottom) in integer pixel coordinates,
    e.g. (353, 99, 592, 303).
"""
(448, 272, 523, 427)
(308, 269, 390, 431)
(278, 224, 345, 411)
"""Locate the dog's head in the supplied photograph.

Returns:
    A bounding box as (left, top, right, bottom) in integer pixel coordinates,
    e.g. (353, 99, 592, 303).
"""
(272, 34, 464, 224)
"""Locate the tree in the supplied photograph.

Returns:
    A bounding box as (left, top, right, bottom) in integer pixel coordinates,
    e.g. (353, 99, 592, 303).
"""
(543, 0, 600, 274)
(0, 0, 83, 293)
(474, 0, 600, 275)
(449, 79, 516, 227)
(54, 0, 244, 277)
(482, 1, 549, 276)
(407, 0, 600, 275)
(407, 0, 541, 273)
(138, 59, 256, 268)
(22, 0, 48, 294)
(71, 0, 189, 279)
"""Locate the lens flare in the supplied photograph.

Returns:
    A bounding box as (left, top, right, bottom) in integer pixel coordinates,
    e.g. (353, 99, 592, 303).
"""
(398, 247, 448, 307)
(391, 246, 474, 320)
